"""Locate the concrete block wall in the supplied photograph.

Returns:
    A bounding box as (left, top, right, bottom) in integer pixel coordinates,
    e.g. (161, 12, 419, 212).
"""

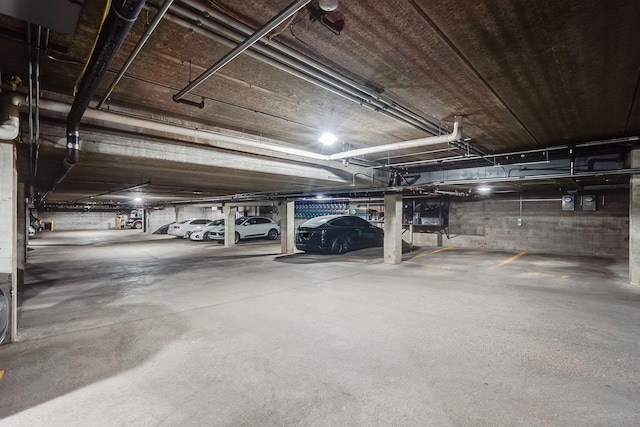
(411, 191, 629, 257)
(38, 211, 120, 230)
(148, 208, 176, 233)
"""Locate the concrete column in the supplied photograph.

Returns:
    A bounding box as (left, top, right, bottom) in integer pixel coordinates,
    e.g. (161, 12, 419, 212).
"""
(0, 143, 17, 342)
(143, 208, 149, 233)
(279, 200, 296, 254)
(174, 206, 180, 222)
(384, 193, 403, 264)
(630, 150, 640, 284)
(223, 205, 237, 246)
(17, 184, 26, 268)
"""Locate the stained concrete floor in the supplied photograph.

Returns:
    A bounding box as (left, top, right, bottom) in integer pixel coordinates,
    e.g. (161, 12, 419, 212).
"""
(1, 230, 639, 426)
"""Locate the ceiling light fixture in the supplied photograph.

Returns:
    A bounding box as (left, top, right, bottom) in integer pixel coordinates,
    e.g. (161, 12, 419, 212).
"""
(319, 132, 337, 145)
(477, 185, 491, 194)
(319, 0, 338, 11)
(134, 197, 142, 202)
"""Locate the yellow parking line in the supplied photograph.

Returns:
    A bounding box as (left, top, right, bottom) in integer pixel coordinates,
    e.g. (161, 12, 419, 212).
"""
(423, 264, 452, 270)
(347, 258, 368, 263)
(0, 370, 4, 381)
(432, 247, 453, 253)
(412, 247, 452, 260)
(490, 251, 527, 269)
(528, 272, 572, 279)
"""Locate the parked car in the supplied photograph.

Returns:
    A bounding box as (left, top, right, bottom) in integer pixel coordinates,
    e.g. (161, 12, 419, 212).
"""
(208, 216, 280, 243)
(152, 223, 172, 234)
(28, 225, 36, 237)
(190, 219, 225, 241)
(0, 288, 8, 344)
(295, 215, 384, 254)
(167, 218, 211, 238)
(30, 214, 42, 231)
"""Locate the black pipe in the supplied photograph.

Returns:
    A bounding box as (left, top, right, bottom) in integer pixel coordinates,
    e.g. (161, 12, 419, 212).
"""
(65, 0, 146, 165)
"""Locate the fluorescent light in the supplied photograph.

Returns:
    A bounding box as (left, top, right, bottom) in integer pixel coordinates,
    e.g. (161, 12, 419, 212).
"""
(134, 197, 142, 202)
(477, 186, 491, 194)
(319, 132, 337, 145)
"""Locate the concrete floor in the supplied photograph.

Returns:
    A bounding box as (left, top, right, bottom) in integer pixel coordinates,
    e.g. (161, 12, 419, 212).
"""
(0, 230, 639, 426)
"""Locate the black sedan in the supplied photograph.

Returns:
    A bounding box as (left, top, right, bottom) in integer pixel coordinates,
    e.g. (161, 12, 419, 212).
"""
(295, 215, 384, 254)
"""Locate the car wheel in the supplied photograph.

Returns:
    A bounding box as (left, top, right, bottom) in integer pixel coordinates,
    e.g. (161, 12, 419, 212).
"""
(267, 228, 278, 240)
(134, 221, 142, 229)
(203, 231, 210, 241)
(331, 236, 349, 254)
(234, 232, 240, 244)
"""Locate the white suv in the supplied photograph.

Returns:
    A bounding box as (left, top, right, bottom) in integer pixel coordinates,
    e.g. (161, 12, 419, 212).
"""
(208, 216, 280, 243)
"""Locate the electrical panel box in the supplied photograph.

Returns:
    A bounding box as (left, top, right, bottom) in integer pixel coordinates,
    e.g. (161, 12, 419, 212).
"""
(582, 195, 596, 211)
(562, 195, 575, 211)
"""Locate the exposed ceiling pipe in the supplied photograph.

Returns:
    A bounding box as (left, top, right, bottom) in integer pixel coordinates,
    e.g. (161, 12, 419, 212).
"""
(177, 0, 444, 135)
(327, 117, 462, 160)
(38, 99, 462, 162)
(97, 0, 174, 109)
(161, 10, 439, 134)
(380, 135, 640, 169)
(173, 0, 311, 102)
(0, 93, 26, 140)
(66, 0, 146, 166)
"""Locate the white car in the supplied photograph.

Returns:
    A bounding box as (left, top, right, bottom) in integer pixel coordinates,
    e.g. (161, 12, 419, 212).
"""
(189, 219, 225, 241)
(167, 218, 212, 238)
(208, 216, 280, 243)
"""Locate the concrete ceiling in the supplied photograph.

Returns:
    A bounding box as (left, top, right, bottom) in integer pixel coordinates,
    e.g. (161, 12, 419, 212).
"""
(1, 0, 639, 208)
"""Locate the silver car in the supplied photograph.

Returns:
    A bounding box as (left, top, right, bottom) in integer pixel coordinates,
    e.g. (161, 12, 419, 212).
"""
(208, 216, 280, 243)
(0, 288, 8, 344)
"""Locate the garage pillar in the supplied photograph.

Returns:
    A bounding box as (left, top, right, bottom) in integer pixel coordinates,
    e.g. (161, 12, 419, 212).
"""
(630, 150, 640, 285)
(279, 200, 295, 254)
(384, 193, 403, 264)
(223, 205, 237, 246)
(0, 142, 17, 343)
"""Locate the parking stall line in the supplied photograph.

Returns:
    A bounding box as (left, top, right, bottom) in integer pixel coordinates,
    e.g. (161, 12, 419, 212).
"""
(422, 264, 452, 270)
(490, 250, 527, 269)
(412, 246, 452, 260)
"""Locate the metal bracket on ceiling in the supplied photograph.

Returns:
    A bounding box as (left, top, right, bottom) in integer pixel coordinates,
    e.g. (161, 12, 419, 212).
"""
(449, 137, 495, 166)
(175, 97, 206, 109)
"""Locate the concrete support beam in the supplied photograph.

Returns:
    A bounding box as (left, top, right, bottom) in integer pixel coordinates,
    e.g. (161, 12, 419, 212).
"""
(384, 193, 403, 264)
(279, 200, 296, 254)
(223, 205, 237, 246)
(0, 143, 17, 342)
(630, 150, 640, 285)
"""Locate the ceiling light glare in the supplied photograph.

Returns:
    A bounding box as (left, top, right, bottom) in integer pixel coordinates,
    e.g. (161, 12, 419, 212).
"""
(477, 185, 491, 194)
(319, 132, 337, 145)
(319, 0, 338, 11)
(134, 197, 142, 202)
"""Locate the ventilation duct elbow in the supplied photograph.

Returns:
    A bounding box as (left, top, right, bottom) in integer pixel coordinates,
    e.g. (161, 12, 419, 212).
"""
(0, 94, 26, 141)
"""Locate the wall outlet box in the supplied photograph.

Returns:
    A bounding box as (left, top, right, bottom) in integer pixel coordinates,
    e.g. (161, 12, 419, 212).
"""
(516, 218, 523, 226)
